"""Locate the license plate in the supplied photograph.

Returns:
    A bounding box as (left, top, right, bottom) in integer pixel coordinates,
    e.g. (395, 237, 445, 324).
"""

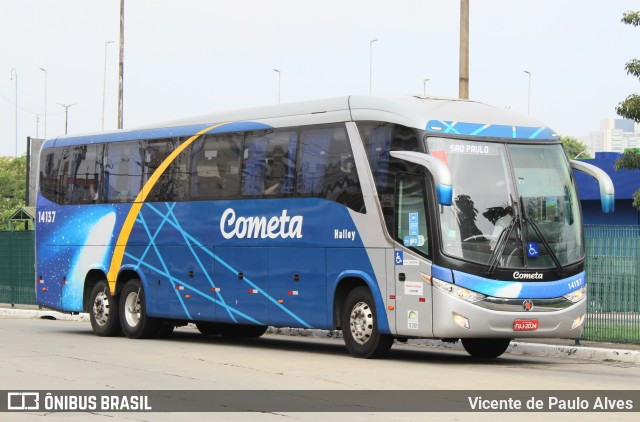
(514, 319, 539, 331)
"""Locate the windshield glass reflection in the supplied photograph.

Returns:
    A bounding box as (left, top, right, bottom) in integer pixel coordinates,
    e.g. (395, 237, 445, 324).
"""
(426, 138, 583, 269)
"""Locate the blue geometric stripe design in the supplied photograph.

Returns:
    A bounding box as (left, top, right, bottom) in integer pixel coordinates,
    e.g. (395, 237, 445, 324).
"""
(125, 202, 312, 328)
(425, 120, 558, 140)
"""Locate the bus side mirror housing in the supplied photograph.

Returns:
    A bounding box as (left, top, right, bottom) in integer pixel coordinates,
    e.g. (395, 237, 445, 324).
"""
(570, 159, 615, 214)
(389, 151, 453, 206)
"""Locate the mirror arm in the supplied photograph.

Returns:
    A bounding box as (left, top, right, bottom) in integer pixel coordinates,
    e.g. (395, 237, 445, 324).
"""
(390, 151, 453, 206)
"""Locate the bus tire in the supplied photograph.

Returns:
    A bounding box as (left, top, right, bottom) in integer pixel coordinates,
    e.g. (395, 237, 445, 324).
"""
(341, 286, 393, 358)
(119, 279, 158, 339)
(461, 338, 511, 358)
(89, 280, 121, 337)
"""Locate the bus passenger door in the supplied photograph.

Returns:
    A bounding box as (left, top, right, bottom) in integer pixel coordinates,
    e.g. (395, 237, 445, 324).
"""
(393, 174, 434, 338)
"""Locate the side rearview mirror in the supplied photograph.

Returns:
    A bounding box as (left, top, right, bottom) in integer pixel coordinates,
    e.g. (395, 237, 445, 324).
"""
(389, 151, 453, 206)
(570, 159, 615, 214)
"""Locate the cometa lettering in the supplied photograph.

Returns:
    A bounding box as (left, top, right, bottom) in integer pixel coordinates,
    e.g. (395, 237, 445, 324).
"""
(220, 208, 303, 240)
(513, 272, 543, 280)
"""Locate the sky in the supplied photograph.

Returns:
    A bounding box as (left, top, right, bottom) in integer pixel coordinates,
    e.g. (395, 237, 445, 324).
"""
(1, 0, 639, 157)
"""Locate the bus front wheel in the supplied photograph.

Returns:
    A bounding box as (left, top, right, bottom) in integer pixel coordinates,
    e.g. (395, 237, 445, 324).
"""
(119, 279, 158, 339)
(89, 280, 121, 337)
(341, 286, 393, 358)
(461, 338, 511, 358)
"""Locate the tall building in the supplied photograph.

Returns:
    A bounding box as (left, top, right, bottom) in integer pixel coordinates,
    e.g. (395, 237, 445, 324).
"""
(581, 119, 640, 154)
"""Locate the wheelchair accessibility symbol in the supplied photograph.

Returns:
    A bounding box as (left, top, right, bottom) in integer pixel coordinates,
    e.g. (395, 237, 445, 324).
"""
(527, 242, 539, 258)
(395, 250, 404, 266)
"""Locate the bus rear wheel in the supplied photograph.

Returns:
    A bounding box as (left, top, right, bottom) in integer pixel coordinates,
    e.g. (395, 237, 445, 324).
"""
(89, 280, 121, 337)
(461, 338, 511, 358)
(341, 286, 393, 358)
(119, 279, 158, 339)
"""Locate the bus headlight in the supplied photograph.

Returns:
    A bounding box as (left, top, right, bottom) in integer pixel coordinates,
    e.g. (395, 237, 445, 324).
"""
(563, 286, 587, 303)
(433, 278, 486, 303)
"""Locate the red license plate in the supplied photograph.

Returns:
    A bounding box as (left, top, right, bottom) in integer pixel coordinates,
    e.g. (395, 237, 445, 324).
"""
(514, 319, 539, 331)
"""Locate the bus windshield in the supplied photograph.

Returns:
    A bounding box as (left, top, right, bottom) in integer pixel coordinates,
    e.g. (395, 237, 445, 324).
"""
(426, 138, 583, 270)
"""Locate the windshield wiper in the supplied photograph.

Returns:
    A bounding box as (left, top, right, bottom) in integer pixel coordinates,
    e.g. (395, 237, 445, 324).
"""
(486, 214, 518, 276)
(519, 196, 565, 277)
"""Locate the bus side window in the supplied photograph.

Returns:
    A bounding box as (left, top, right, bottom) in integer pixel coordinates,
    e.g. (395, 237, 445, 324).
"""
(242, 139, 268, 196)
(66, 145, 104, 204)
(190, 135, 222, 200)
(297, 125, 365, 212)
(323, 126, 365, 212)
(39, 147, 65, 204)
(243, 130, 296, 197)
(146, 138, 189, 202)
(57, 147, 71, 204)
(218, 134, 242, 199)
(105, 141, 144, 203)
(297, 129, 332, 195)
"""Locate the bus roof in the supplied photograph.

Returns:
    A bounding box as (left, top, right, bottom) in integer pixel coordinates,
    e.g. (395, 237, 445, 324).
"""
(45, 95, 558, 148)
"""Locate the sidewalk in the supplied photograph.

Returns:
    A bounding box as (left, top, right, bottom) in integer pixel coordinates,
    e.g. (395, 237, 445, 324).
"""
(2, 304, 639, 365)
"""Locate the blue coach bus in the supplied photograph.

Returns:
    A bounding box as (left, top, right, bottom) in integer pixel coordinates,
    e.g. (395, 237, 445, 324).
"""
(35, 95, 614, 358)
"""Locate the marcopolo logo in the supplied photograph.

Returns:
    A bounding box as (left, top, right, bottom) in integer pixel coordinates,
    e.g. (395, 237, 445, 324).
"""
(220, 208, 303, 240)
(512, 272, 543, 280)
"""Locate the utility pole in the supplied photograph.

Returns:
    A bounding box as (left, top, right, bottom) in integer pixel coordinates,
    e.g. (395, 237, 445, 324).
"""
(118, 0, 125, 129)
(103, 40, 114, 130)
(459, 0, 469, 99)
(10, 69, 18, 157)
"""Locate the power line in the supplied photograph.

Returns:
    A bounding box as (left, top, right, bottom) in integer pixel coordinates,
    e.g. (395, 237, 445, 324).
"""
(0, 93, 64, 116)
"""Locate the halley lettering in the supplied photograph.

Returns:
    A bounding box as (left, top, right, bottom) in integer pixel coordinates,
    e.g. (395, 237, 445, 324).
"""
(220, 208, 303, 240)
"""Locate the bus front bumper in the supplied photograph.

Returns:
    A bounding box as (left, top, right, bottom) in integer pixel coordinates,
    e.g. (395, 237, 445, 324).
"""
(432, 288, 587, 339)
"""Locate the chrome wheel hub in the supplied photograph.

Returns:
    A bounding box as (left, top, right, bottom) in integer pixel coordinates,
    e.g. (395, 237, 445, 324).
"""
(92, 291, 110, 326)
(349, 301, 373, 345)
(124, 291, 141, 328)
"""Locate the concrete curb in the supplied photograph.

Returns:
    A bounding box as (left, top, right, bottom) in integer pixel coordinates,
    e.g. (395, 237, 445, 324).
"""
(0, 307, 90, 322)
(2, 308, 639, 365)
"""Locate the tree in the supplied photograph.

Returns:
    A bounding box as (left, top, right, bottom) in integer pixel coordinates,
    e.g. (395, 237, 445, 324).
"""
(615, 11, 640, 211)
(0, 156, 27, 231)
(560, 136, 590, 159)
(616, 11, 640, 122)
(614, 149, 640, 210)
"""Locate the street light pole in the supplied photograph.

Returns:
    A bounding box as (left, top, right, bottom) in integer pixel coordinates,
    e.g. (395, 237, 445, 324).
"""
(524, 70, 531, 115)
(118, 0, 125, 129)
(423, 78, 430, 97)
(58, 103, 77, 135)
(102, 40, 114, 130)
(39, 67, 47, 138)
(273, 69, 281, 104)
(10, 69, 18, 156)
(369, 39, 378, 95)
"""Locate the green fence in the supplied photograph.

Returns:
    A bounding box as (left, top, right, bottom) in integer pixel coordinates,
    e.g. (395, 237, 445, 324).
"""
(0, 231, 36, 306)
(584, 225, 640, 344)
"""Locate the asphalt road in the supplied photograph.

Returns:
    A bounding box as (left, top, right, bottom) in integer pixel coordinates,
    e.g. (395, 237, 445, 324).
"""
(1, 317, 639, 421)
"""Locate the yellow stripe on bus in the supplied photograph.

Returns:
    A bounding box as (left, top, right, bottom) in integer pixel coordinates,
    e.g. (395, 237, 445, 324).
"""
(106, 123, 228, 293)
